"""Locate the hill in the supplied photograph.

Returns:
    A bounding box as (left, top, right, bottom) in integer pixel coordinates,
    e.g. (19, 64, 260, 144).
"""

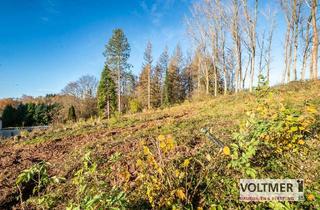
(0, 80, 320, 209)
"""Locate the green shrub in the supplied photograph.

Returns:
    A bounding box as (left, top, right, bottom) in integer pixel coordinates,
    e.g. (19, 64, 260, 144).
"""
(67, 151, 127, 210)
(129, 99, 142, 114)
(16, 161, 64, 208)
(226, 76, 319, 179)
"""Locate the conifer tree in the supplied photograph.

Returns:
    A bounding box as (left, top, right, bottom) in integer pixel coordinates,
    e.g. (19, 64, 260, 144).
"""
(159, 47, 169, 106)
(104, 29, 131, 113)
(182, 54, 196, 99)
(163, 69, 171, 106)
(164, 45, 184, 104)
(97, 64, 117, 119)
(136, 41, 153, 109)
(68, 105, 77, 122)
(144, 41, 153, 109)
(136, 65, 149, 108)
(151, 64, 162, 107)
(1, 105, 17, 128)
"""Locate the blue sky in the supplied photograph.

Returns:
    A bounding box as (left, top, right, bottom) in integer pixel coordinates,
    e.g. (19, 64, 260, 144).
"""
(0, 0, 288, 98)
(0, 0, 192, 98)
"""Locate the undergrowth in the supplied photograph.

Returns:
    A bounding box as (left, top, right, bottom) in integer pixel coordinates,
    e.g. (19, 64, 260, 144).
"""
(13, 79, 320, 209)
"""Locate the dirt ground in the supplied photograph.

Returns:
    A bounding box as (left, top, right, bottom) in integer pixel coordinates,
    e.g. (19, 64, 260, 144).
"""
(0, 110, 192, 209)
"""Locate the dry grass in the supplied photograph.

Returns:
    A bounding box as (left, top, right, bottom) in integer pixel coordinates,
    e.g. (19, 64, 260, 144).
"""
(0, 80, 320, 209)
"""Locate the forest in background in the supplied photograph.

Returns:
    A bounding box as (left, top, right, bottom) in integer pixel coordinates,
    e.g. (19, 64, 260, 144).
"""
(0, 0, 319, 126)
(0, 0, 320, 209)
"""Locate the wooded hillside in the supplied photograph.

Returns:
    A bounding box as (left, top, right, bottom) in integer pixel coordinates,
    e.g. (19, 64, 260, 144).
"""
(0, 80, 319, 209)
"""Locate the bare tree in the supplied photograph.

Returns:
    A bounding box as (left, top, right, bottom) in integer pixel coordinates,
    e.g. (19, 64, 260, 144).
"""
(310, 0, 318, 79)
(218, 1, 229, 95)
(264, 8, 276, 83)
(292, 0, 302, 81)
(242, 0, 258, 92)
(301, 14, 312, 80)
(62, 75, 98, 99)
(281, 0, 294, 83)
(204, 0, 219, 96)
(212, 0, 227, 96)
(187, 2, 211, 95)
(231, 0, 243, 93)
(195, 47, 203, 93)
(78, 75, 98, 99)
(62, 82, 80, 98)
(281, 0, 302, 82)
(62, 75, 98, 118)
(258, 30, 266, 76)
(186, 0, 284, 94)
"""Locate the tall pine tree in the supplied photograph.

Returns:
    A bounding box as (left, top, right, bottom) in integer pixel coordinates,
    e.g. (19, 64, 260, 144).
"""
(136, 41, 153, 109)
(144, 41, 153, 109)
(151, 64, 162, 107)
(164, 45, 184, 105)
(181, 53, 196, 99)
(136, 65, 149, 108)
(159, 47, 169, 106)
(104, 29, 131, 113)
(97, 64, 117, 119)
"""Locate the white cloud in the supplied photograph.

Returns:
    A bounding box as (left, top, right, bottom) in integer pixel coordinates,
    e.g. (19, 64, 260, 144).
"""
(139, 0, 178, 26)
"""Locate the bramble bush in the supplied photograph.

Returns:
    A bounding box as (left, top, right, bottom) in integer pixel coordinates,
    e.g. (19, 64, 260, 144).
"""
(227, 76, 319, 178)
(135, 134, 232, 209)
(15, 76, 320, 209)
(67, 151, 127, 210)
(133, 76, 320, 209)
(224, 76, 320, 208)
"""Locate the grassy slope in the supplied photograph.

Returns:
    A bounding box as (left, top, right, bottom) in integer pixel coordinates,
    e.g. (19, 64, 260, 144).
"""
(0, 80, 320, 209)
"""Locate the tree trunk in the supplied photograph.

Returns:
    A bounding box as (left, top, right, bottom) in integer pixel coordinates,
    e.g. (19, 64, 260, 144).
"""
(238, 40, 242, 90)
(198, 54, 202, 94)
(250, 0, 258, 92)
(311, 0, 318, 79)
(147, 64, 151, 109)
(160, 84, 163, 106)
(205, 62, 210, 95)
(222, 39, 228, 95)
(107, 100, 110, 119)
(232, 0, 242, 93)
(233, 30, 242, 93)
(243, 56, 250, 89)
(283, 24, 291, 83)
(117, 59, 121, 113)
(258, 31, 265, 76)
(292, 0, 300, 81)
(266, 15, 275, 84)
(301, 16, 311, 81)
(214, 66, 218, 96)
(287, 32, 293, 82)
(242, 0, 258, 92)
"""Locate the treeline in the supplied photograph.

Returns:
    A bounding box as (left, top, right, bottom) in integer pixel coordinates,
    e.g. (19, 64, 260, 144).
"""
(185, 0, 319, 93)
(96, 0, 320, 118)
(61, 75, 98, 119)
(0, 75, 98, 128)
(96, 29, 197, 118)
(1, 0, 318, 123)
(1, 103, 59, 128)
(0, 86, 98, 128)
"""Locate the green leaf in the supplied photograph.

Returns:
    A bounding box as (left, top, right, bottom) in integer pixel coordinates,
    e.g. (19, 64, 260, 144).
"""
(290, 126, 298, 132)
